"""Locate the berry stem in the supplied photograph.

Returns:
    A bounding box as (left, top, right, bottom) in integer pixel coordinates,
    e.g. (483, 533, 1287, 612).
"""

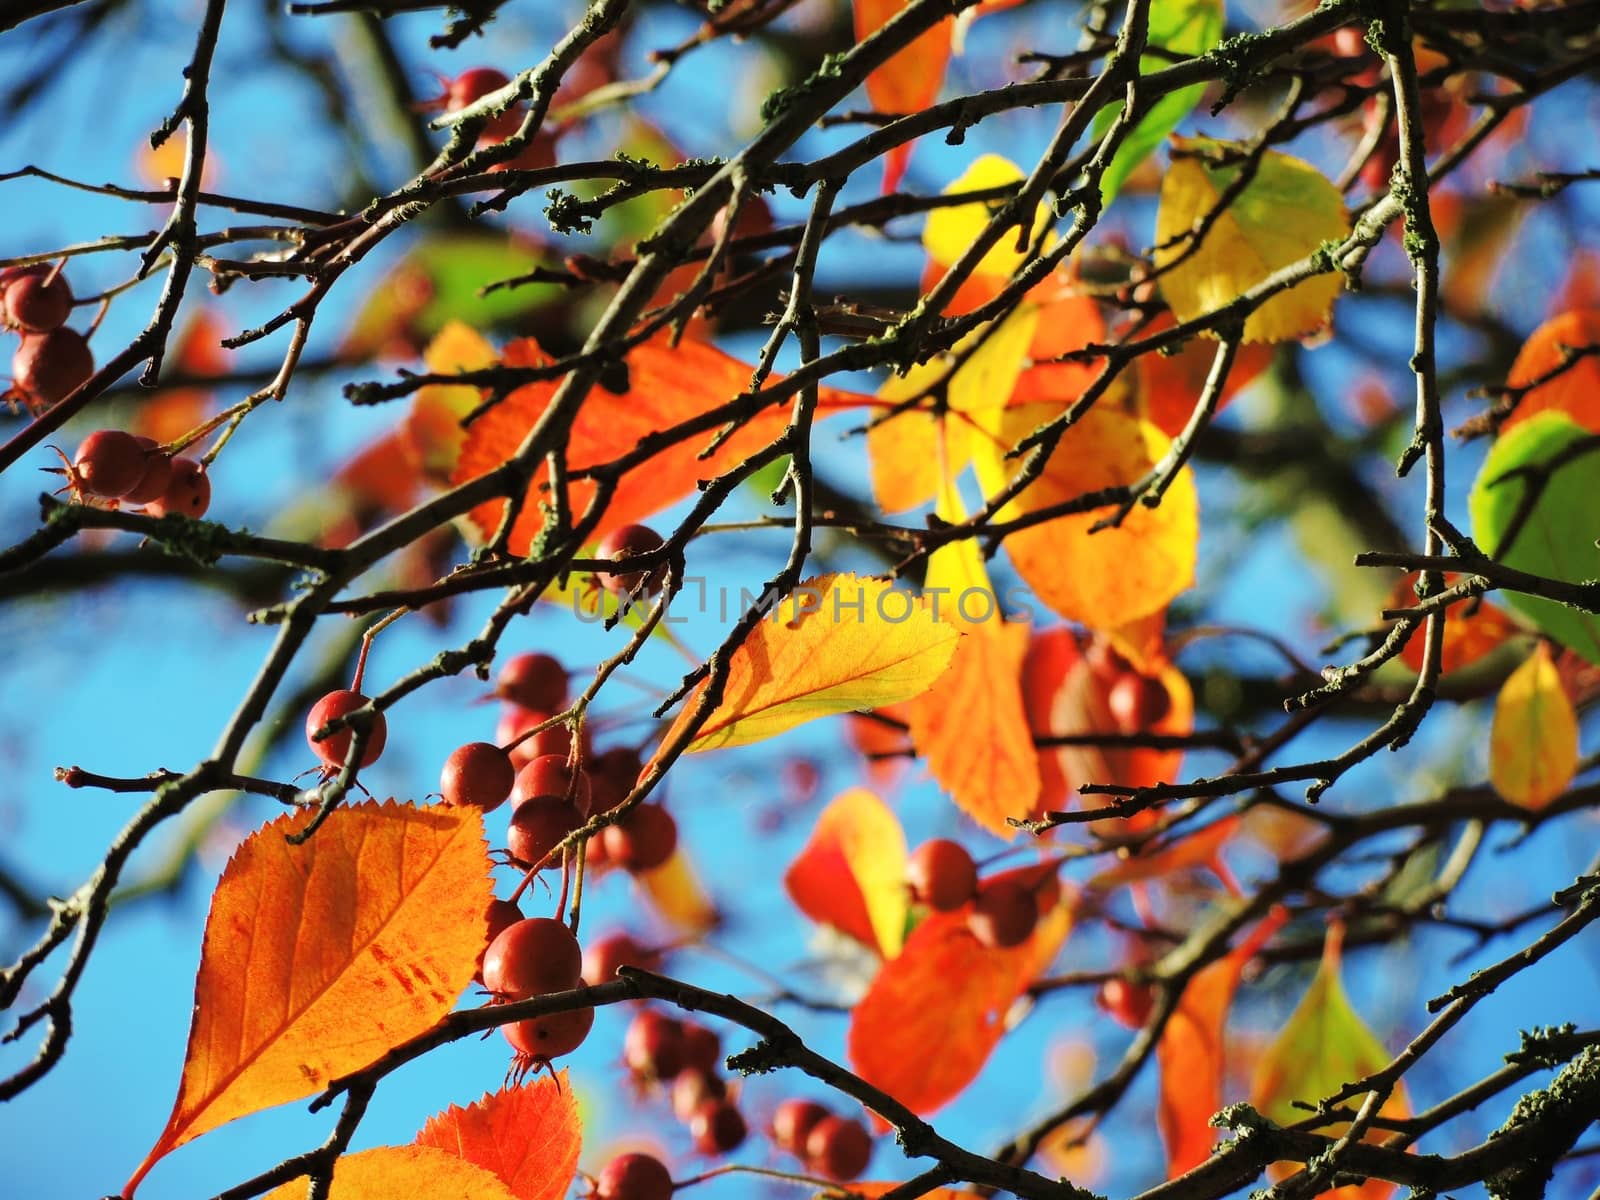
(351, 608, 404, 693)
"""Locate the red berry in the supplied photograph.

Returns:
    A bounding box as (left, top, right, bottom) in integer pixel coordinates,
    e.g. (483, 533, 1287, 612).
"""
(445, 67, 523, 141)
(601, 803, 677, 872)
(511, 754, 592, 815)
(3, 267, 72, 332)
(14, 327, 93, 405)
(482, 916, 582, 999)
(504, 1005, 593, 1062)
(145, 457, 210, 519)
(582, 930, 656, 985)
(590, 746, 642, 814)
(1097, 977, 1155, 1029)
(496, 707, 579, 770)
(967, 880, 1037, 949)
(805, 1115, 871, 1181)
(671, 1068, 727, 1122)
(594, 523, 667, 597)
(770, 1099, 829, 1156)
(475, 897, 524, 984)
(689, 1098, 747, 1155)
(497, 652, 568, 712)
(1106, 672, 1171, 731)
(123, 437, 175, 506)
(596, 1153, 674, 1200)
(441, 742, 516, 812)
(507, 796, 583, 871)
(623, 1008, 686, 1080)
(906, 839, 978, 912)
(305, 690, 386, 769)
(70, 430, 145, 499)
(679, 1021, 720, 1075)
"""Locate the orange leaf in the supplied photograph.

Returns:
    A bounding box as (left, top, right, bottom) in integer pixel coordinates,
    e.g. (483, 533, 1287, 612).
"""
(854, 0, 952, 191)
(454, 333, 864, 554)
(1157, 907, 1287, 1177)
(1389, 571, 1519, 674)
(848, 864, 1071, 1115)
(868, 406, 963, 515)
(125, 802, 492, 1196)
(636, 847, 721, 935)
(1088, 816, 1240, 891)
(976, 403, 1199, 629)
(262, 1145, 519, 1200)
(1501, 309, 1600, 434)
(1135, 311, 1275, 439)
(662, 574, 961, 754)
(415, 1076, 582, 1200)
(409, 320, 499, 483)
(784, 789, 909, 957)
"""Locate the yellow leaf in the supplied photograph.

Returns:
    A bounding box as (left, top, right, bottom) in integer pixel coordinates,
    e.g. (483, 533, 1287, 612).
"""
(784, 789, 910, 957)
(263, 1145, 520, 1200)
(1155, 137, 1349, 343)
(409, 321, 499, 482)
(924, 154, 1046, 276)
(869, 405, 967, 515)
(665, 574, 961, 753)
(975, 403, 1198, 629)
(635, 848, 720, 935)
(1490, 643, 1579, 810)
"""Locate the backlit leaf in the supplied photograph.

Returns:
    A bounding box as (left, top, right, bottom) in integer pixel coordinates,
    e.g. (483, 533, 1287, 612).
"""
(854, 0, 953, 192)
(262, 1146, 519, 1200)
(409, 320, 499, 483)
(1092, 0, 1223, 205)
(664, 574, 961, 753)
(1489, 643, 1579, 810)
(1251, 926, 1410, 1200)
(1468, 412, 1600, 663)
(849, 863, 1071, 1115)
(415, 1075, 582, 1200)
(1088, 816, 1239, 891)
(636, 848, 721, 936)
(1136, 311, 1276, 438)
(924, 155, 1030, 277)
(1155, 138, 1349, 343)
(784, 789, 909, 957)
(1388, 571, 1519, 675)
(454, 333, 866, 554)
(976, 402, 1199, 629)
(1157, 908, 1287, 1176)
(125, 802, 492, 1196)
(1501, 309, 1600, 434)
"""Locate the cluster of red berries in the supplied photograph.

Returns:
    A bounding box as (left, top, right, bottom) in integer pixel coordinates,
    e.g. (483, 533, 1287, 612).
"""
(624, 1007, 746, 1155)
(60, 428, 210, 517)
(2, 263, 94, 412)
(769, 1099, 873, 1181)
(1087, 643, 1172, 732)
(482, 913, 594, 1068)
(906, 839, 1058, 949)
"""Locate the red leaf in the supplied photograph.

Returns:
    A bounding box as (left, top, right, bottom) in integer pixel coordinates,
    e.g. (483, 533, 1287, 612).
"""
(784, 789, 909, 956)
(415, 1075, 582, 1200)
(1501, 309, 1600, 434)
(854, 0, 952, 192)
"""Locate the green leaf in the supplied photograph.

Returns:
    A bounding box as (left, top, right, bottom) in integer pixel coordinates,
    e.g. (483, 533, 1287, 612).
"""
(1093, 0, 1223, 205)
(1468, 412, 1600, 665)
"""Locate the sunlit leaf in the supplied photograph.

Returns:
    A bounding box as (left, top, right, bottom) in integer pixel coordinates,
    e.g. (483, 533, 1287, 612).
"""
(1251, 926, 1410, 1200)
(262, 1146, 519, 1200)
(854, 0, 953, 192)
(1092, 0, 1223, 204)
(975, 402, 1199, 629)
(784, 789, 909, 957)
(924, 154, 1031, 277)
(415, 1076, 582, 1200)
(663, 574, 961, 753)
(1468, 412, 1600, 663)
(1388, 571, 1520, 675)
(636, 848, 720, 936)
(1088, 815, 1239, 891)
(1157, 908, 1287, 1176)
(849, 863, 1071, 1115)
(1501, 309, 1600, 434)
(409, 320, 500, 483)
(1135, 311, 1276, 438)
(1489, 643, 1579, 810)
(125, 802, 492, 1196)
(1155, 138, 1349, 343)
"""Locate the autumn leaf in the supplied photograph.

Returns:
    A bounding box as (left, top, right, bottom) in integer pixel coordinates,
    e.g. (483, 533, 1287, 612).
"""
(849, 863, 1071, 1115)
(854, 0, 953, 192)
(454, 332, 866, 554)
(1501, 309, 1600, 434)
(415, 1075, 582, 1200)
(1468, 412, 1600, 664)
(1136, 311, 1276, 438)
(1251, 925, 1410, 1200)
(974, 402, 1199, 629)
(1155, 137, 1350, 343)
(1158, 907, 1287, 1176)
(923, 155, 1034, 279)
(905, 487, 1041, 836)
(636, 847, 721, 935)
(409, 320, 499, 483)
(1388, 571, 1519, 675)
(1088, 816, 1239, 892)
(125, 802, 493, 1196)
(663, 574, 960, 754)
(1490, 643, 1579, 810)
(262, 1146, 519, 1200)
(784, 789, 909, 957)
